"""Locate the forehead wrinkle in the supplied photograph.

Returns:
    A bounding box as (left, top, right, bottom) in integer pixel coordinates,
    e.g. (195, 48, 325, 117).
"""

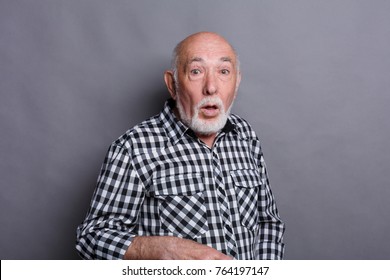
(186, 56, 234, 66)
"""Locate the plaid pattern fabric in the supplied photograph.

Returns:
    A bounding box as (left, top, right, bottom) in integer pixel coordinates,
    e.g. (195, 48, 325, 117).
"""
(76, 99, 285, 260)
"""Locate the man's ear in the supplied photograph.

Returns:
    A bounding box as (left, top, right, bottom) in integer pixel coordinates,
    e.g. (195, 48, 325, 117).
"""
(164, 70, 177, 100)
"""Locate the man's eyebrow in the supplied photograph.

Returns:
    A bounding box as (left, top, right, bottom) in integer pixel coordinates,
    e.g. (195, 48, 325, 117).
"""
(188, 57, 204, 64)
(183, 57, 203, 70)
(220, 56, 233, 63)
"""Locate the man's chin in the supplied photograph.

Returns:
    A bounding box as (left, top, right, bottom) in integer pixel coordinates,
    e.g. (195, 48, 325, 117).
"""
(190, 116, 227, 135)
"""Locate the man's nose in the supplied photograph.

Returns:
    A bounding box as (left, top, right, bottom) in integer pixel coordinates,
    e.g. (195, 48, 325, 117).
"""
(203, 71, 217, 95)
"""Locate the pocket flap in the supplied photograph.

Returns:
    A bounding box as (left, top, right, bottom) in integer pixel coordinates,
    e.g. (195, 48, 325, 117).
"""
(230, 169, 262, 188)
(151, 173, 204, 196)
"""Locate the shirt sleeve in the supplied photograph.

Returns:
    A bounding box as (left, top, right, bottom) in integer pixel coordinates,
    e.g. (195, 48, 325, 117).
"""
(257, 151, 286, 259)
(75, 142, 146, 259)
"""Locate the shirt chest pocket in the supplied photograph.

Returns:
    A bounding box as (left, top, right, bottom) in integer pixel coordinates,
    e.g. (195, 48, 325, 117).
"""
(230, 169, 262, 231)
(151, 173, 209, 239)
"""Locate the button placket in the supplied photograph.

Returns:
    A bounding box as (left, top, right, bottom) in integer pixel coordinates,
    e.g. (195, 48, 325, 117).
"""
(211, 148, 237, 258)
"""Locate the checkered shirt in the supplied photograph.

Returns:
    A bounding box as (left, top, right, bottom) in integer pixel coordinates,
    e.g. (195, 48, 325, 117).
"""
(76, 99, 285, 260)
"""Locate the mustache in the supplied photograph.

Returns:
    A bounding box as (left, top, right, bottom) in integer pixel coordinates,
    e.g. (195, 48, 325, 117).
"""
(196, 97, 224, 111)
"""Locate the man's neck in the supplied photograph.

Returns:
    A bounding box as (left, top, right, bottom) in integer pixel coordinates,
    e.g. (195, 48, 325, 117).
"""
(196, 133, 217, 149)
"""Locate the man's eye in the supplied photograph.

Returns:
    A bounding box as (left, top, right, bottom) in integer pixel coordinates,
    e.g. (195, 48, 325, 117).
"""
(221, 69, 230, 75)
(190, 69, 201, 75)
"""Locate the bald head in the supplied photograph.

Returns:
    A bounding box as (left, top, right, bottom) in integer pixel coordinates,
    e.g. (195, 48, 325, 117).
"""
(171, 32, 240, 77)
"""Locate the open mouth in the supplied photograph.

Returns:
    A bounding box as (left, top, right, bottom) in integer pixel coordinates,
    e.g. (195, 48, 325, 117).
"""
(200, 104, 220, 117)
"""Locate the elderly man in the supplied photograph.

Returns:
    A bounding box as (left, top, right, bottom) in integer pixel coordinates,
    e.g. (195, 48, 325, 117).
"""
(76, 32, 285, 260)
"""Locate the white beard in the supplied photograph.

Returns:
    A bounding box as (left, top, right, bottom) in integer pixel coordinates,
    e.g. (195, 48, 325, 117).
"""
(176, 95, 233, 135)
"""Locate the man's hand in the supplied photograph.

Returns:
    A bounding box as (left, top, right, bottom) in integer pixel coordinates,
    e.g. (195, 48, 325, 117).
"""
(124, 236, 233, 260)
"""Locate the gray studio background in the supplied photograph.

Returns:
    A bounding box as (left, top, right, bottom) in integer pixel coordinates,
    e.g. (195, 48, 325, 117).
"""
(1, 0, 389, 259)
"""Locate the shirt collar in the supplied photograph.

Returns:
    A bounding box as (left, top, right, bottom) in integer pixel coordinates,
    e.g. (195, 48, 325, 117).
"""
(160, 99, 238, 145)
